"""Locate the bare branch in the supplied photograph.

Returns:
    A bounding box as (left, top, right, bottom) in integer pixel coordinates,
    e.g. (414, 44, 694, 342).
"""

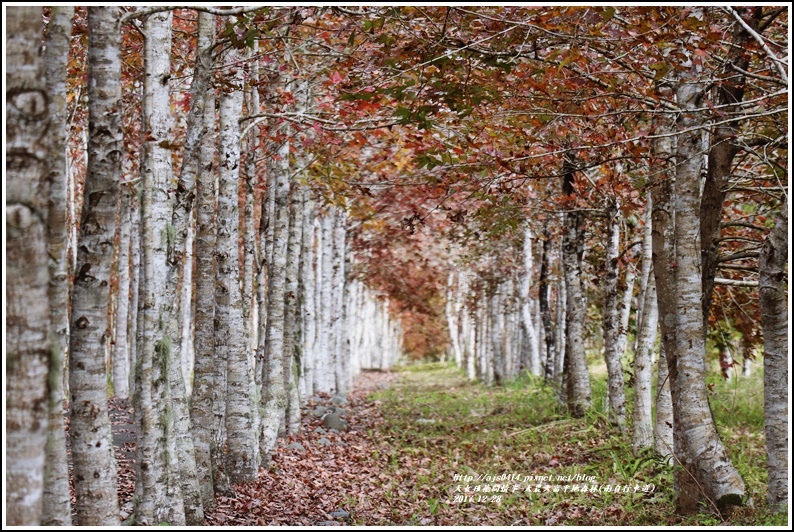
(714, 277, 758, 287)
(726, 7, 788, 84)
(121, 5, 276, 24)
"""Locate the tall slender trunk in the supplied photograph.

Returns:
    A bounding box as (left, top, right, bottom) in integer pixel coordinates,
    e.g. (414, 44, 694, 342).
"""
(633, 275, 658, 454)
(190, 11, 224, 505)
(41, 6, 74, 525)
(260, 122, 291, 458)
(602, 200, 626, 427)
(162, 11, 216, 523)
(284, 177, 305, 433)
(134, 11, 186, 526)
(332, 209, 349, 394)
(538, 232, 555, 382)
(554, 274, 567, 391)
(68, 7, 122, 525)
(654, 343, 674, 459)
(632, 196, 657, 455)
(650, 105, 677, 463)
(216, 44, 258, 483)
(6, 6, 51, 525)
(128, 195, 141, 395)
(654, 79, 745, 513)
(242, 43, 260, 354)
(759, 201, 788, 512)
(521, 228, 542, 376)
(562, 158, 591, 417)
(300, 193, 318, 399)
(315, 212, 335, 393)
(113, 186, 132, 398)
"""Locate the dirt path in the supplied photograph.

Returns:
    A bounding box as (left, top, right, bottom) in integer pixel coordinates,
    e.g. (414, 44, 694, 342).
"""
(89, 370, 398, 525)
(205, 370, 397, 526)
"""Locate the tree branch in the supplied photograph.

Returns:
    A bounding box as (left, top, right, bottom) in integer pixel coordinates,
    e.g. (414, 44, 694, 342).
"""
(726, 7, 788, 84)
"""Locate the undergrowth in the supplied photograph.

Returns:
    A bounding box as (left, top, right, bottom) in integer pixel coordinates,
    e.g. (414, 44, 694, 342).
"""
(365, 362, 784, 526)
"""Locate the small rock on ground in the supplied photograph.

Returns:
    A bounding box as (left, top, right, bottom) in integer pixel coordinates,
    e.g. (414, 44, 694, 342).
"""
(318, 437, 332, 446)
(323, 413, 349, 431)
(287, 442, 306, 452)
(330, 509, 350, 519)
(330, 395, 348, 406)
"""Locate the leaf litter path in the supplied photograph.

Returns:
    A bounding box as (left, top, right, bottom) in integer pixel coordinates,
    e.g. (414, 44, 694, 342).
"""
(88, 370, 402, 525)
(205, 369, 400, 526)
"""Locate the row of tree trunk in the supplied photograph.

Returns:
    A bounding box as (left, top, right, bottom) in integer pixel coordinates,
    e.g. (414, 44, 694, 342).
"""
(6, 7, 403, 526)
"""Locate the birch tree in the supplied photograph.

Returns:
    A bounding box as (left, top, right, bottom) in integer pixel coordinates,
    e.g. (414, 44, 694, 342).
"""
(6, 6, 51, 525)
(759, 202, 788, 512)
(190, 11, 225, 505)
(216, 42, 258, 483)
(601, 200, 626, 427)
(134, 11, 185, 526)
(652, 72, 745, 512)
(632, 197, 658, 454)
(68, 7, 121, 525)
(42, 5, 74, 525)
(260, 122, 291, 457)
(561, 157, 591, 416)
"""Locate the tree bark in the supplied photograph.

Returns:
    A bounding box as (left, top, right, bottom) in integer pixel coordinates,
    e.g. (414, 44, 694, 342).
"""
(538, 233, 555, 382)
(113, 185, 132, 399)
(633, 275, 658, 454)
(284, 177, 305, 433)
(190, 10, 224, 505)
(299, 191, 318, 399)
(653, 79, 745, 514)
(68, 7, 122, 525)
(521, 228, 542, 376)
(632, 196, 657, 455)
(654, 343, 674, 459)
(259, 118, 291, 458)
(217, 44, 258, 483)
(134, 11, 185, 526)
(42, 6, 74, 525)
(6, 6, 51, 525)
(759, 201, 788, 512)
(562, 159, 591, 416)
(602, 200, 626, 427)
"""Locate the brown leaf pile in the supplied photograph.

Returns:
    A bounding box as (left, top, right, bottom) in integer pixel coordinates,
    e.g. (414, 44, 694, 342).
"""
(205, 370, 399, 526)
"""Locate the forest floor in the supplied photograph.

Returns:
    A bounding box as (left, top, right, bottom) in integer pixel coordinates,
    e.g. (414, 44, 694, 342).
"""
(91, 362, 784, 526)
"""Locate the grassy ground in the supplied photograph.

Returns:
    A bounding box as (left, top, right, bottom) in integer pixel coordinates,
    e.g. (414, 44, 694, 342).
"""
(364, 362, 787, 526)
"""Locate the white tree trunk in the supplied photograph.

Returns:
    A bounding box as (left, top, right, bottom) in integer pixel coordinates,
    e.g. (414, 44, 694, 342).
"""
(522, 228, 542, 376)
(299, 193, 318, 398)
(6, 7, 52, 525)
(113, 187, 132, 399)
(284, 177, 305, 433)
(333, 209, 349, 394)
(42, 5, 74, 526)
(562, 187, 591, 416)
(190, 11, 225, 505)
(602, 201, 626, 428)
(653, 343, 674, 459)
(216, 45, 258, 483)
(759, 201, 788, 512)
(259, 121, 291, 457)
(134, 11, 185, 526)
(632, 196, 657, 455)
(68, 7, 122, 525)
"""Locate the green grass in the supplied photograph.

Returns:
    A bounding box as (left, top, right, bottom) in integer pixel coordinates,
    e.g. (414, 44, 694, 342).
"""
(364, 362, 785, 526)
